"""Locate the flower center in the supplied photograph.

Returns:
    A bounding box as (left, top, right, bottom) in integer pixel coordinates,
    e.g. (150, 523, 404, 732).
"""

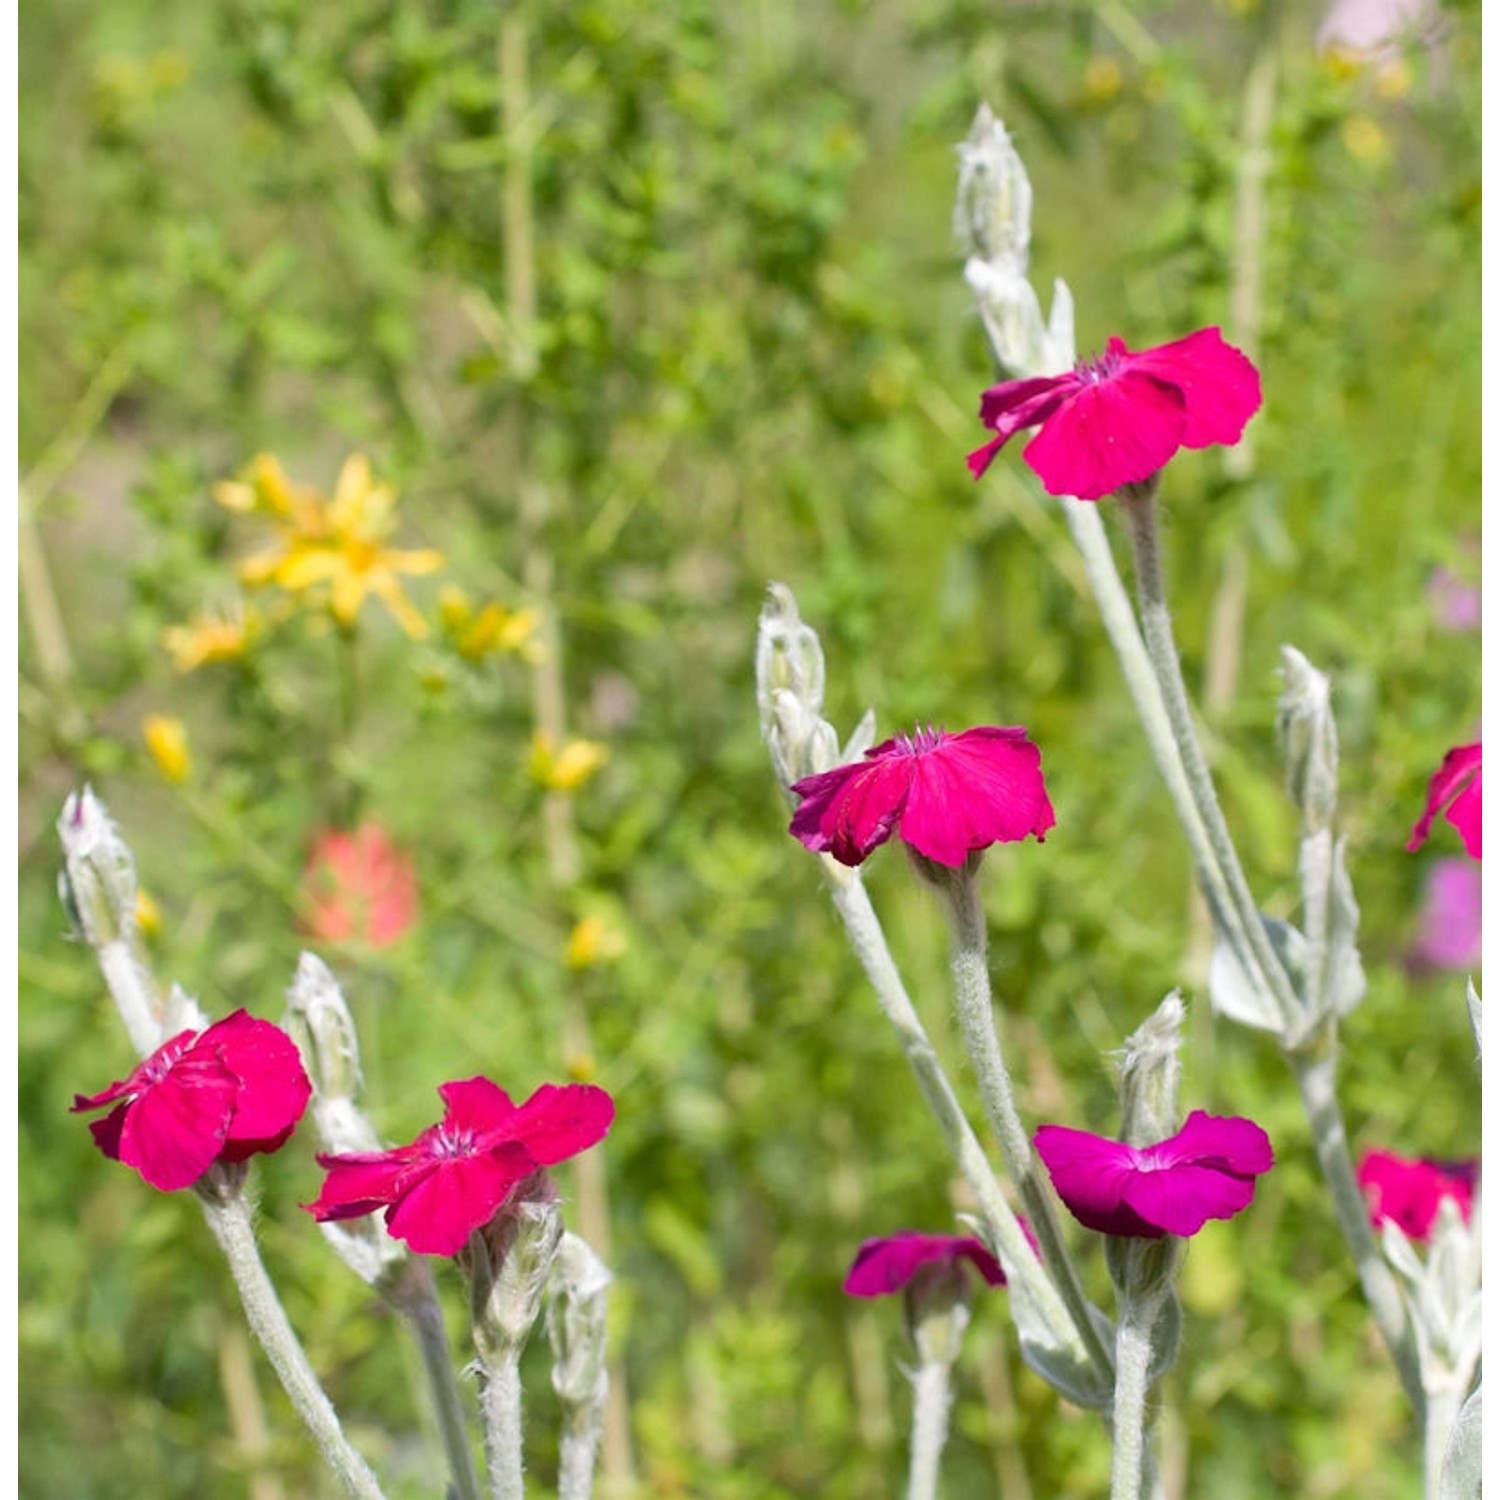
(1075, 345, 1122, 384)
(432, 1125, 479, 1160)
(896, 724, 946, 756)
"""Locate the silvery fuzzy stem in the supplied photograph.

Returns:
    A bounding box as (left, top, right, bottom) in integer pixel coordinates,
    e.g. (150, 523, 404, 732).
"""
(479, 1352, 526, 1500)
(1116, 492, 1423, 1409)
(1291, 1051, 1424, 1410)
(938, 867, 1115, 1387)
(1109, 1283, 1169, 1500)
(824, 864, 1112, 1402)
(548, 1233, 612, 1500)
(198, 1185, 388, 1500)
(1116, 490, 1303, 1038)
(906, 1361, 954, 1500)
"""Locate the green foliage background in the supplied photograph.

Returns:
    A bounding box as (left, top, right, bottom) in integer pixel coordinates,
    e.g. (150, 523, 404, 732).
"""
(19, 1, 1480, 1496)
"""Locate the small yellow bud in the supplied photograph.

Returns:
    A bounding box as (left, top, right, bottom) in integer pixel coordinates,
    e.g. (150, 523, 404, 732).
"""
(530, 733, 609, 793)
(565, 915, 628, 971)
(142, 715, 191, 783)
(1081, 55, 1123, 105)
(135, 888, 163, 937)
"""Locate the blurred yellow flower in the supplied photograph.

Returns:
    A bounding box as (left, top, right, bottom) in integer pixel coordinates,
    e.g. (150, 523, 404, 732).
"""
(564, 1053, 600, 1084)
(565, 914, 628, 970)
(529, 732, 609, 793)
(437, 584, 542, 662)
(162, 603, 260, 672)
(142, 715, 191, 783)
(1341, 114, 1391, 166)
(1081, 55, 1123, 106)
(225, 453, 444, 637)
(135, 889, 163, 937)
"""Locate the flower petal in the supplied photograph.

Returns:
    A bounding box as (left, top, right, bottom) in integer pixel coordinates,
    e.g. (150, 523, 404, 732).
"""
(498, 1084, 616, 1166)
(116, 1048, 241, 1191)
(437, 1077, 520, 1137)
(1408, 743, 1482, 856)
(1034, 1125, 1163, 1238)
(789, 747, 916, 866)
(1121, 327, 1262, 448)
(1021, 372, 1187, 500)
(1156, 1110, 1276, 1177)
(1121, 1160, 1258, 1237)
(843, 1231, 1006, 1297)
(898, 726, 1054, 865)
(383, 1142, 536, 1256)
(306, 1146, 426, 1221)
(207, 1011, 312, 1152)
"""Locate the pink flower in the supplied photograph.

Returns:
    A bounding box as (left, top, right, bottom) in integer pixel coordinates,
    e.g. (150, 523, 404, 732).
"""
(843, 1231, 1008, 1298)
(72, 1011, 312, 1192)
(788, 725, 1055, 868)
(1408, 858, 1482, 971)
(305, 1076, 614, 1257)
(1407, 742, 1481, 860)
(1357, 1150, 1477, 1244)
(967, 327, 1262, 501)
(1034, 1111, 1275, 1240)
(1425, 568, 1482, 634)
(302, 823, 420, 948)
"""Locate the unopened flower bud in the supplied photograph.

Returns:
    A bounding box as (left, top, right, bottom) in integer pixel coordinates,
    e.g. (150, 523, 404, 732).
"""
(1278, 646, 1340, 831)
(471, 1176, 564, 1361)
(58, 787, 138, 950)
(284, 952, 366, 1116)
(1116, 992, 1185, 1149)
(757, 583, 845, 789)
(954, 105, 1032, 277)
(904, 1259, 973, 1368)
(547, 1232, 612, 1418)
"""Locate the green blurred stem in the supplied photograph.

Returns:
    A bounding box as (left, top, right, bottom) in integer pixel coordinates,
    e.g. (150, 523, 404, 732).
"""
(400, 1262, 483, 1500)
(1109, 1284, 1166, 1500)
(479, 1351, 527, 1500)
(906, 1361, 953, 1500)
(940, 869, 1115, 1381)
(824, 866, 1107, 1386)
(199, 1189, 388, 1500)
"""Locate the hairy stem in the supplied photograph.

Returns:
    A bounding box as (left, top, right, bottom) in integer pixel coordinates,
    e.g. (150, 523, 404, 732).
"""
(480, 1352, 527, 1500)
(400, 1262, 483, 1500)
(905, 1362, 953, 1500)
(200, 1190, 388, 1500)
(1109, 1287, 1165, 1500)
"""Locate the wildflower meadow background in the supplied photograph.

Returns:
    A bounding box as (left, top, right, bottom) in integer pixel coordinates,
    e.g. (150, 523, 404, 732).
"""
(19, 2, 1480, 1497)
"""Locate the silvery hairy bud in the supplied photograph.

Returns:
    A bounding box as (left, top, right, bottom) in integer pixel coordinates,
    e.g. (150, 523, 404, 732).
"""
(1116, 992, 1185, 1150)
(756, 583, 848, 790)
(284, 952, 406, 1287)
(547, 1232, 612, 1419)
(470, 1176, 564, 1362)
(955, 106, 1075, 377)
(1277, 646, 1339, 833)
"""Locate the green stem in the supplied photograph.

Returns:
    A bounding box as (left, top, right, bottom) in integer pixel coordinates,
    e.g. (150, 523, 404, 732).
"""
(399, 1263, 483, 1500)
(199, 1189, 388, 1500)
(825, 866, 1110, 1395)
(940, 869, 1115, 1383)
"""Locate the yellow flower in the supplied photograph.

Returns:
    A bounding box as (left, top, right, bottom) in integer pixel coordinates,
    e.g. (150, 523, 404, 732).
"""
(1341, 114, 1390, 167)
(142, 715, 191, 783)
(162, 603, 260, 672)
(437, 584, 542, 661)
(135, 889, 163, 937)
(529, 731, 609, 793)
(1081, 55, 1123, 106)
(565, 914, 628, 970)
(226, 453, 444, 638)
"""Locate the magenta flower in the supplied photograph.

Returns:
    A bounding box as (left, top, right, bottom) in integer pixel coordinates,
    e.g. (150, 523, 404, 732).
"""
(305, 1076, 615, 1257)
(1034, 1111, 1275, 1240)
(1408, 858, 1482, 971)
(1357, 1150, 1477, 1244)
(1425, 567, 1482, 634)
(1407, 742, 1481, 860)
(843, 1231, 1009, 1298)
(788, 725, 1055, 868)
(72, 1010, 312, 1192)
(967, 326, 1262, 501)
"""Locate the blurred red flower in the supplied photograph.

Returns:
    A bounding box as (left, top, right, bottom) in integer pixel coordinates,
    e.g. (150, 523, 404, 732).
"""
(1357, 1150, 1477, 1244)
(303, 823, 420, 947)
(1407, 742, 1481, 861)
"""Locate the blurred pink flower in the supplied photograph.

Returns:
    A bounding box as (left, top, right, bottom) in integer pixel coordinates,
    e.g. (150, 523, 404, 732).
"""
(789, 725, 1054, 868)
(1408, 858, 1482, 971)
(967, 327, 1261, 500)
(1356, 1149, 1476, 1243)
(303, 823, 420, 947)
(73, 1011, 312, 1191)
(843, 1231, 1008, 1298)
(1035, 1111, 1274, 1240)
(1425, 568, 1482, 633)
(1317, 0, 1439, 62)
(1407, 742, 1481, 860)
(305, 1076, 614, 1257)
